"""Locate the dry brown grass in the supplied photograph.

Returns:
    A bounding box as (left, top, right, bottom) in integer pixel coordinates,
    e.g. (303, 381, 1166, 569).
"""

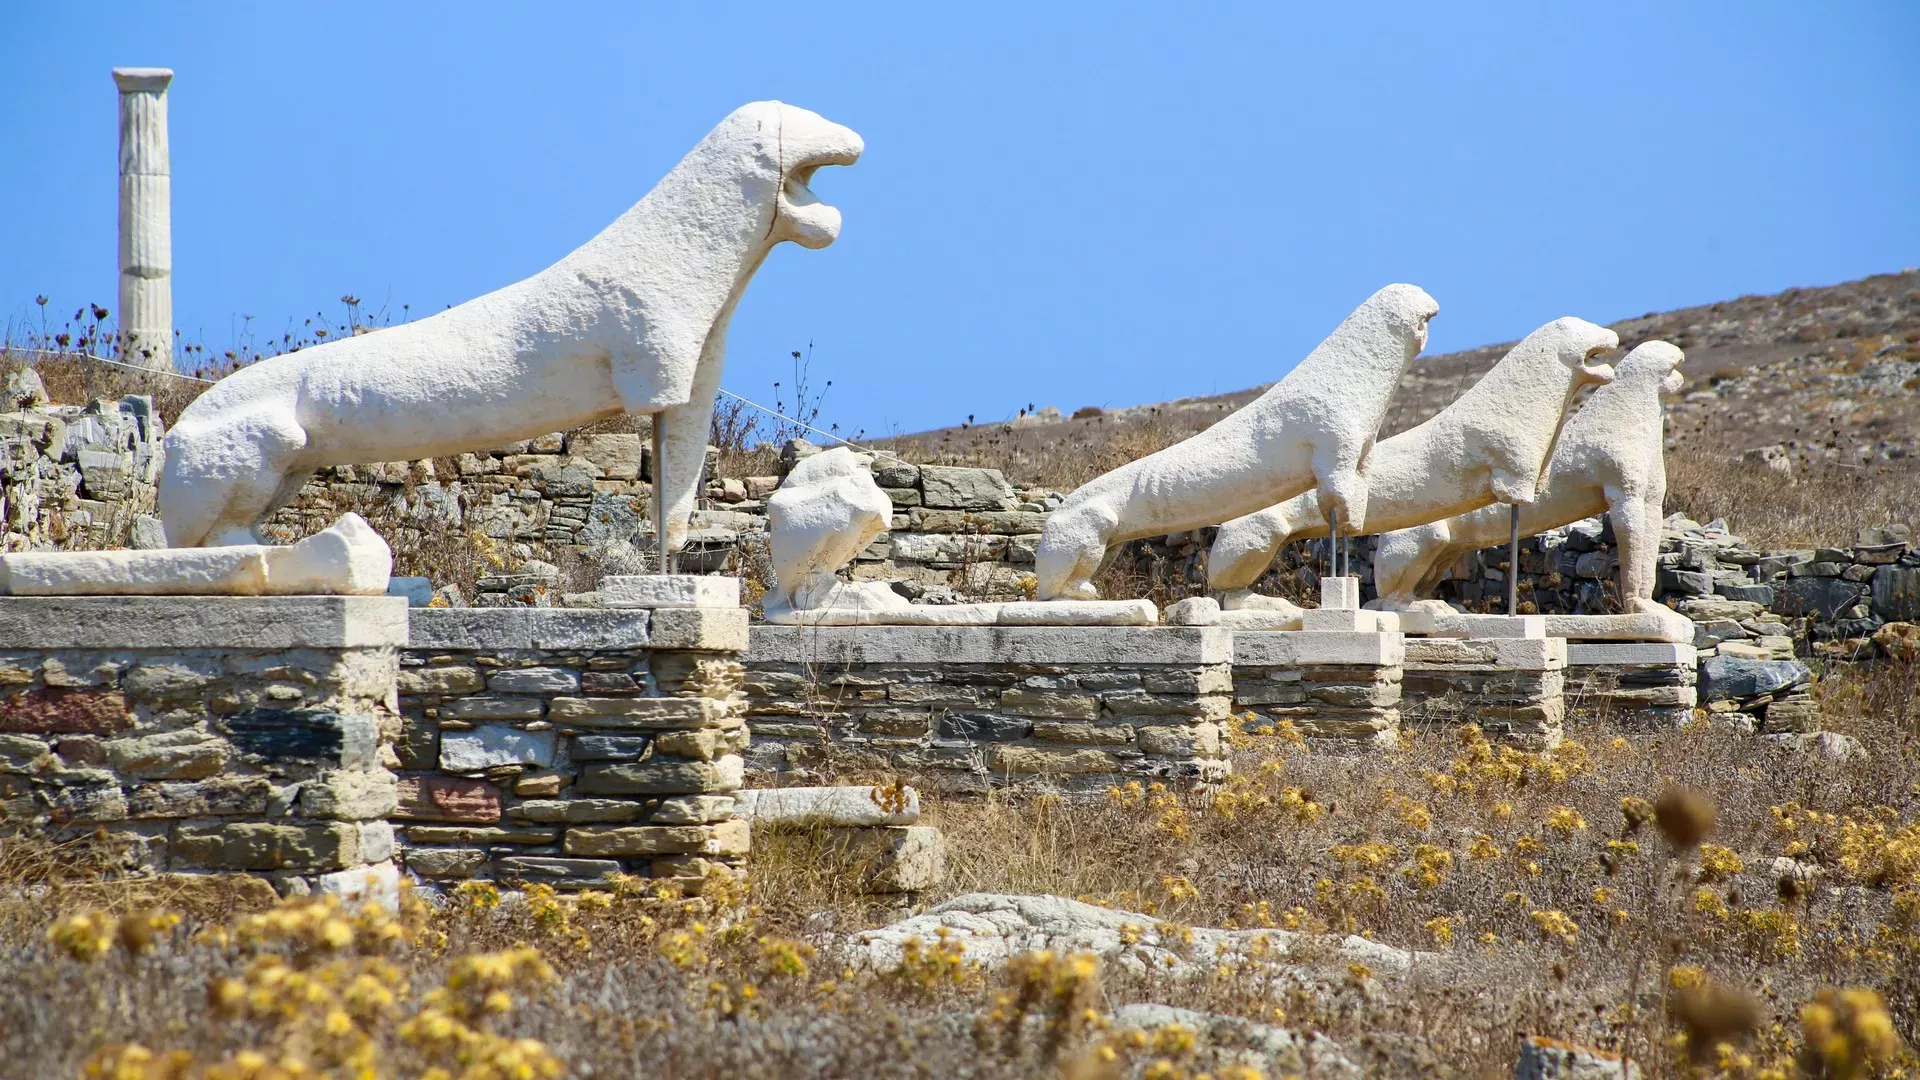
(1665, 441, 1919, 549)
(8, 658, 1916, 1077)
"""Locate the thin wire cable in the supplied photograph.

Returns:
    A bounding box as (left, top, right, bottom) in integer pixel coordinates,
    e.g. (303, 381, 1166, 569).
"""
(713, 388, 900, 459)
(5, 348, 217, 383)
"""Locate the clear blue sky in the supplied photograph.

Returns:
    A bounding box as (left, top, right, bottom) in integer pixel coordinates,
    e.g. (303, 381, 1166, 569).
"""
(2, 3, 1914, 437)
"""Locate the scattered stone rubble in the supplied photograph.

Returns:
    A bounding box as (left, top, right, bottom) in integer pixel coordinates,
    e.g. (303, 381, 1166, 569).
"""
(735, 784, 944, 893)
(841, 892, 1423, 977)
(0, 380, 163, 552)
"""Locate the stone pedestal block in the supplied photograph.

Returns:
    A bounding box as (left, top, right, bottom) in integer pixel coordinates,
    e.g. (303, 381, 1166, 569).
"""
(399, 602, 748, 887)
(0, 595, 406, 894)
(1401, 635, 1567, 747)
(1564, 642, 1698, 728)
(1232, 631, 1404, 748)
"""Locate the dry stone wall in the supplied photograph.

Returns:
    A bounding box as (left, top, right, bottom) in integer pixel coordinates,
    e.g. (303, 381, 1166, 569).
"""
(0, 596, 406, 896)
(742, 626, 1232, 793)
(397, 606, 750, 888)
(0, 389, 164, 551)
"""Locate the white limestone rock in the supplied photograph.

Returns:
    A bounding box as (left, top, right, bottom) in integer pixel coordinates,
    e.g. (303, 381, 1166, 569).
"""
(0, 512, 391, 596)
(839, 892, 1425, 979)
(1111, 1004, 1360, 1079)
(1370, 342, 1686, 614)
(735, 785, 921, 826)
(158, 102, 862, 550)
(1035, 284, 1440, 600)
(1208, 317, 1620, 592)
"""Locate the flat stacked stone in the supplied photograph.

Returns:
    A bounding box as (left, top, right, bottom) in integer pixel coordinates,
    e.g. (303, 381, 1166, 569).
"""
(743, 626, 1232, 793)
(1230, 631, 1403, 749)
(0, 595, 407, 898)
(1564, 643, 1698, 729)
(399, 582, 748, 888)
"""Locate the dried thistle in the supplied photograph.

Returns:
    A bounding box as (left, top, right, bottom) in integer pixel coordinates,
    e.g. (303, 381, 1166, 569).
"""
(1655, 787, 1716, 849)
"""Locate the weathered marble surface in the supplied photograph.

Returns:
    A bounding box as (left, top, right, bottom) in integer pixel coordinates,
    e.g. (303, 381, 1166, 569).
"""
(1034, 284, 1438, 600)
(1370, 341, 1686, 618)
(159, 101, 861, 551)
(1209, 317, 1620, 595)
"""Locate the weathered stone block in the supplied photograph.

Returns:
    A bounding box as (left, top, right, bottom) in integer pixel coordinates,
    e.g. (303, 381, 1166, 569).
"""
(936, 713, 1032, 742)
(917, 466, 1015, 510)
(397, 666, 486, 695)
(406, 846, 490, 879)
(569, 734, 652, 760)
(491, 856, 623, 885)
(1698, 656, 1812, 702)
(887, 683, 991, 708)
(297, 769, 400, 820)
(656, 728, 726, 760)
(404, 824, 557, 845)
(985, 745, 1117, 775)
(509, 798, 645, 824)
(173, 822, 361, 872)
(106, 729, 229, 780)
(565, 823, 721, 856)
(220, 708, 374, 767)
(1872, 566, 1920, 622)
(580, 671, 642, 695)
(119, 659, 224, 705)
(548, 697, 715, 726)
(1773, 576, 1869, 620)
(439, 726, 557, 771)
(1135, 724, 1222, 758)
(440, 697, 545, 721)
(648, 607, 748, 651)
(652, 794, 738, 824)
(485, 667, 581, 694)
(575, 754, 745, 795)
(1031, 720, 1133, 746)
(999, 688, 1099, 720)
(0, 688, 130, 735)
(854, 710, 931, 737)
(128, 776, 271, 818)
(392, 775, 502, 823)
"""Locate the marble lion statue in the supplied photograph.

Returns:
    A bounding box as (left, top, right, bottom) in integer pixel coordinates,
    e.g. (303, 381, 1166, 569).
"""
(1205, 316, 1621, 603)
(159, 101, 862, 550)
(1368, 339, 1685, 611)
(1033, 284, 1439, 601)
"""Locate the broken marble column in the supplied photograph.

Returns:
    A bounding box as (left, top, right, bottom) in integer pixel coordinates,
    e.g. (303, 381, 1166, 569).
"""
(114, 66, 174, 370)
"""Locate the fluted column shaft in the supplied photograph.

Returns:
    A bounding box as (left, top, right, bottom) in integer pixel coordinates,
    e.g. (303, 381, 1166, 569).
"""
(114, 67, 174, 370)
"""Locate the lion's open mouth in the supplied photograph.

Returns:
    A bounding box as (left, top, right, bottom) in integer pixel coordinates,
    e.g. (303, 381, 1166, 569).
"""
(777, 144, 861, 249)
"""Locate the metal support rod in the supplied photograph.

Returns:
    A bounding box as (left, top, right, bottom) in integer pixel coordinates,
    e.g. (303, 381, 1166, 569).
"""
(1507, 504, 1521, 617)
(1328, 507, 1340, 580)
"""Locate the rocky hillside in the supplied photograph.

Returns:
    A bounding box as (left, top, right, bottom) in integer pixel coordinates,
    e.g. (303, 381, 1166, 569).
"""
(878, 270, 1920, 500)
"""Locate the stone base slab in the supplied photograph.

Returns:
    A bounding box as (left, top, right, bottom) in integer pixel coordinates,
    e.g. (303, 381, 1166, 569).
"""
(0, 595, 408, 649)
